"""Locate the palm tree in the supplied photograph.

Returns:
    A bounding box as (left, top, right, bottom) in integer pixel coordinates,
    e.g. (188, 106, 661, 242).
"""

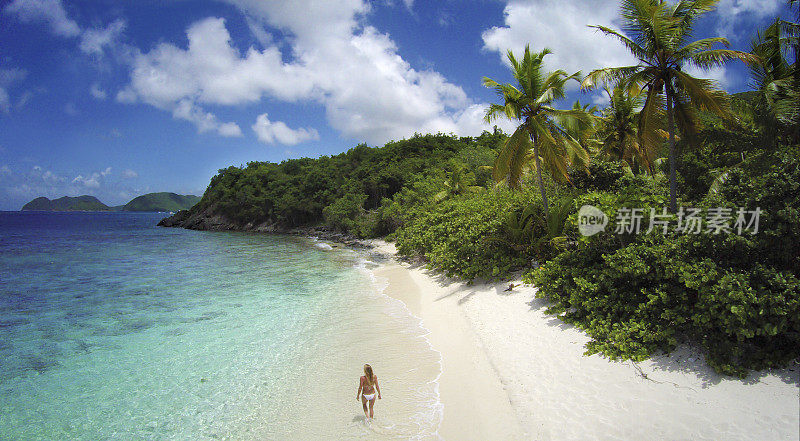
(594, 84, 664, 174)
(583, 0, 758, 212)
(433, 163, 483, 202)
(750, 19, 792, 144)
(782, 0, 800, 142)
(562, 100, 600, 153)
(483, 45, 590, 215)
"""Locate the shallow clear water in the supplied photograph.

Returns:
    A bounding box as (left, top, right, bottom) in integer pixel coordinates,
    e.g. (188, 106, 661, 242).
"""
(0, 212, 441, 440)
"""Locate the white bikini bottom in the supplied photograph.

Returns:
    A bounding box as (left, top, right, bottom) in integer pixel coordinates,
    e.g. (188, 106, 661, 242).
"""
(363, 393, 376, 401)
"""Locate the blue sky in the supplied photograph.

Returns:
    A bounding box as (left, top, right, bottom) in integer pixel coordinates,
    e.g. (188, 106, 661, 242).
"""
(0, 0, 791, 210)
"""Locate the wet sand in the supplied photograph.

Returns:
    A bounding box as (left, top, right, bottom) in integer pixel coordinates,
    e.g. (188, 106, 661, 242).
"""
(370, 240, 800, 441)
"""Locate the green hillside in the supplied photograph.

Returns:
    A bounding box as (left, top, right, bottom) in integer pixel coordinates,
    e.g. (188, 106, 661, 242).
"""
(122, 192, 200, 212)
(21, 195, 111, 211)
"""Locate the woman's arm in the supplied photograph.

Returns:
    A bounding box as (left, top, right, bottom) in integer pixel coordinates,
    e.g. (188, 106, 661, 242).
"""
(375, 376, 381, 399)
(356, 377, 362, 400)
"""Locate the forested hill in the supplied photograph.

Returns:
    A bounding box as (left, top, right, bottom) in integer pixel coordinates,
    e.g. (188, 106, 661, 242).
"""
(22, 196, 110, 211)
(123, 193, 200, 212)
(158, 132, 504, 232)
(22, 192, 200, 212)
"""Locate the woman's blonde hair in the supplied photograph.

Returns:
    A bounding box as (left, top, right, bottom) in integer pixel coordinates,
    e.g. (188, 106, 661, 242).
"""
(363, 364, 375, 386)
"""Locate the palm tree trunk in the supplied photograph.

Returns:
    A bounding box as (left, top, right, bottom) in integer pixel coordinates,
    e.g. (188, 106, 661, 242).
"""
(532, 135, 550, 216)
(666, 88, 678, 213)
(793, 2, 800, 144)
(794, 34, 800, 144)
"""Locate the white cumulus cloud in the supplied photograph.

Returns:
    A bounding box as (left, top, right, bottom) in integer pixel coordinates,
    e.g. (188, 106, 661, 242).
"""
(72, 173, 100, 188)
(252, 113, 320, 145)
(714, 0, 782, 38)
(482, 0, 757, 90)
(30, 166, 64, 184)
(171, 99, 243, 137)
(0, 89, 9, 113)
(218, 122, 244, 137)
(684, 65, 730, 88)
(0, 68, 28, 113)
(115, 88, 137, 104)
(80, 19, 126, 56)
(4, 0, 80, 37)
(482, 1, 637, 77)
(119, 2, 505, 144)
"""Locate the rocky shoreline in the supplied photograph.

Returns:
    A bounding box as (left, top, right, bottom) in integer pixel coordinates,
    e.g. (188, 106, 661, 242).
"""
(157, 208, 372, 248)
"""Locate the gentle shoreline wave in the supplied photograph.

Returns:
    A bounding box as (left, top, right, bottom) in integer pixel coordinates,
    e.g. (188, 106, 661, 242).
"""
(0, 213, 444, 440)
(354, 253, 444, 440)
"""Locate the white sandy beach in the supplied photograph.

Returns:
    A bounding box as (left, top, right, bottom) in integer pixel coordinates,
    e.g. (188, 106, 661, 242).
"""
(369, 240, 800, 441)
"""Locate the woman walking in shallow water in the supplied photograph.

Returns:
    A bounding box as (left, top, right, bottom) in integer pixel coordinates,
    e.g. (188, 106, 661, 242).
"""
(356, 364, 381, 419)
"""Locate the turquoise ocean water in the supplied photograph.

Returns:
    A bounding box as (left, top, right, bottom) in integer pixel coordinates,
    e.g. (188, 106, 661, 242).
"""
(0, 212, 441, 440)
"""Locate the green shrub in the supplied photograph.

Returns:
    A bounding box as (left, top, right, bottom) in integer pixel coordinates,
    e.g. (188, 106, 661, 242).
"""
(395, 189, 532, 280)
(526, 146, 800, 376)
(323, 193, 367, 232)
(527, 231, 800, 376)
(569, 159, 628, 191)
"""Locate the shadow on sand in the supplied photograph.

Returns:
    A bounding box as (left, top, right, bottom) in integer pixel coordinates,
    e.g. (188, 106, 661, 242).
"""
(404, 260, 800, 389)
(525, 291, 800, 389)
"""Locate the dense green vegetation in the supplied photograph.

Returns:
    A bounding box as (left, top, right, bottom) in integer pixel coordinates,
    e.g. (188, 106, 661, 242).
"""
(176, 0, 799, 376)
(186, 132, 503, 232)
(123, 193, 200, 212)
(22, 196, 110, 211)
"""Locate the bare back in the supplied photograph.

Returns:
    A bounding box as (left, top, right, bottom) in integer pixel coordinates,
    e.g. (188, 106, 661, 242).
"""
(360, 375, 376, 394)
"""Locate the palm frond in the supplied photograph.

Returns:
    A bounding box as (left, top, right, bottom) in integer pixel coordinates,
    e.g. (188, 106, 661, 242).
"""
(707, 166, 733, 197)
(687, 48, 760, 69)
(493, 126, 531, 189)
(674, 37, 730, 60)
(582, 66, 644, 90)
(588, 24, 650, 60)
(672, 69, 730, 117)
(672, 0, 720, 38)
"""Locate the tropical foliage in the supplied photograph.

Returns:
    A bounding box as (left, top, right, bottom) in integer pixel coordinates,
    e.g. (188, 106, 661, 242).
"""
(583, 0, 758, 212)
(594, 85, 661, 174)
(483, 46, 591, 214)
(174, 0, 799, 377)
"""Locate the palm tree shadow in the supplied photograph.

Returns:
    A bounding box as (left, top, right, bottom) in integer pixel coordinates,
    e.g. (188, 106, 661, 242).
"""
(457, 290, 478, 304)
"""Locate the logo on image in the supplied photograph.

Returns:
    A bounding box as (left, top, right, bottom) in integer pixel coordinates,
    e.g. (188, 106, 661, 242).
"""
(578, 205, 608, 236)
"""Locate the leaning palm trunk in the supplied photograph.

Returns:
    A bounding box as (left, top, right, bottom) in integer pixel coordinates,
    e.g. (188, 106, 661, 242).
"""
(794, 40, 800, 144)
(531, 133, 550, 215)
(793, 1, 800, 144)
(666, 87, 678, 213)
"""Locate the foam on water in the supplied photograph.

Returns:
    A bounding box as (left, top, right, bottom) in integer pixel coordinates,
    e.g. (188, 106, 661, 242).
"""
(354, 256, 444, 440)
(0, 212, 442, 440)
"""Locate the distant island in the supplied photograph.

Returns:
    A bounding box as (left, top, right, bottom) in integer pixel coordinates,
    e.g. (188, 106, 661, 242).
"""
(121, 193, 201, 212)
(21, 192, 201, 212)
(22, 195, 111, 212)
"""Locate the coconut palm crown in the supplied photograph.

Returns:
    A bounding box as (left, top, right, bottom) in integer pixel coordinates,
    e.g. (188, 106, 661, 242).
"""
(483, 45, 591, 215)
(595, 84, 665, 174)
(582, 0, 759, 212)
